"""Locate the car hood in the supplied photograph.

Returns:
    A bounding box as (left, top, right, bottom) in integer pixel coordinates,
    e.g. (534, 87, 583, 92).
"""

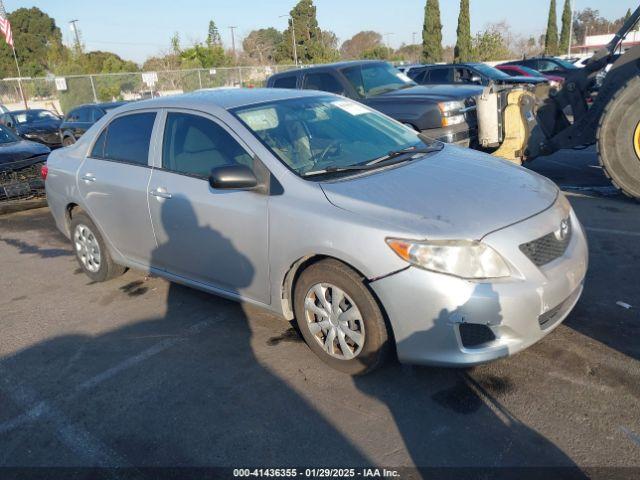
(320, 146, 558, 240)
(0, 140, 50, 171)
(376, 84, 484, 101)
(17, 120, 61, 134)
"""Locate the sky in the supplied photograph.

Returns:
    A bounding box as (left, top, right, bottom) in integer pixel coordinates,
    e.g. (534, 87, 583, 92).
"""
(5, 0, 637, 63)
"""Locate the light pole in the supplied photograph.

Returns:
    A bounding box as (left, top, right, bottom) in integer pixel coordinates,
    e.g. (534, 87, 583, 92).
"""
(280, 14, 298, 66)
(412, 32, 418, 45)
(383, 32, 395, 51)
(69, 19, 82, 53)
(228, 26, 238, 59)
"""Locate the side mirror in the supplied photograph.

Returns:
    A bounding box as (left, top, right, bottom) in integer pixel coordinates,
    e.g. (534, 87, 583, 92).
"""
(209, 165, 258, 190)
(471, 75, 482, 84)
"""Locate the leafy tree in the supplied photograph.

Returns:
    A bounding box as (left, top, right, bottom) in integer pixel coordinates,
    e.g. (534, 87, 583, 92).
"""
(361, 46, 393, 60)
(473, 25, 510, 62)
(545, 0, 559, 56)
(180, 43, 231, 68)
(0, 7, 64, 78)
(454, 0, 472, 63)
(395, 43, 422, 63)
(243, 28, 283, 64)
(340, 31, 383, 59)
(277, 0, 337, 64)
(422, 0, 443, 62)
(559, 0, 572, 55)
(207, 21, 222, 48)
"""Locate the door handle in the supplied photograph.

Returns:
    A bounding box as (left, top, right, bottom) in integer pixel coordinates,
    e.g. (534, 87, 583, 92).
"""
(150, 188, 172, 199)
(81, 174, 96, 183)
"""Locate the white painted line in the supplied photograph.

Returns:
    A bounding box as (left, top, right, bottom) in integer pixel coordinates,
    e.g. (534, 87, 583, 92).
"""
(0, 315, 224, 437)
(620, 426, 640, 447)
(0, 364, 131, 469)
(586, 227, 640, 237)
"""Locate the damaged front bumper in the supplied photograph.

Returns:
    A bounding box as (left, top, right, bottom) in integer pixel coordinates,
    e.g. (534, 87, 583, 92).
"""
(370, 201, 588, 367)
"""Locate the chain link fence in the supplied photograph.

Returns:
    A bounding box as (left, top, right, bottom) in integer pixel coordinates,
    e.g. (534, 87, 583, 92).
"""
(0, 65, 302, 115)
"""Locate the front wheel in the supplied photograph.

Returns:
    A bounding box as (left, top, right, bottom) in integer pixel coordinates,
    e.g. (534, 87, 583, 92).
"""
(293, 259, 390, 375)
(62, 136, 75, 147)
(69, 211, 125, 282)
(597, 76, 640, 199)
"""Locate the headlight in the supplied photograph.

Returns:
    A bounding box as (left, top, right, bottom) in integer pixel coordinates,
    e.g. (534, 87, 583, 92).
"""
(441, 114, 465, 127)
(438, 101, 465, 114)
(386, 239, 511, 279)
(23, 132, 38, 138)
(438, 101, 466, 127)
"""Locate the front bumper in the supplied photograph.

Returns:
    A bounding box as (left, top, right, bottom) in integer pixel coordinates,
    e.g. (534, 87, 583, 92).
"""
(422, 122, 477, 148)
(370, 201, 588, 367)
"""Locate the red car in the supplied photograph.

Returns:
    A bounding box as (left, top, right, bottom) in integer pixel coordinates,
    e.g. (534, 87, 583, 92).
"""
(496, 64, 564, 86)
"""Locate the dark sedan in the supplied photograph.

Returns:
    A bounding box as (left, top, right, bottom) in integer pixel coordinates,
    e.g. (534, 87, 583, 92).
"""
(59, 102, 126, 146)
(0, 109, 62, 148)
(0, 124, 50, 202)
(409, 63, 549, 87)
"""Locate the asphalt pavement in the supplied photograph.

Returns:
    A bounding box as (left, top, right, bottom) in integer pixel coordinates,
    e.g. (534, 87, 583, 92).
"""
(0, 148, 638, 476)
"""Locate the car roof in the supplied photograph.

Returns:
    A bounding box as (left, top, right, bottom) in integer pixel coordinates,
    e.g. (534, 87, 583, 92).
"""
(114, 88, 328, 112)
(71, 101, 126, 111)
(270, 60, 387, 77)
(10, 109, 50, 114)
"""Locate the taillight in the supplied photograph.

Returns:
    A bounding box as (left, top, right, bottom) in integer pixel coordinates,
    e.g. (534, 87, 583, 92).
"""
(41, 164, 48, 181)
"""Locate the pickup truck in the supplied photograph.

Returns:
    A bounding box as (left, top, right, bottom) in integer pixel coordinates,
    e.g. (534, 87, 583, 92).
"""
(266, 61, 482, 147)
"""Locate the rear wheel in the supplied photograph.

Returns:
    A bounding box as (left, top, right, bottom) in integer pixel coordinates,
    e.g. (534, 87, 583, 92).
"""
(70, 211, 125, 282)
(597, 76, 640, 199)
(293, 259, 390, 375)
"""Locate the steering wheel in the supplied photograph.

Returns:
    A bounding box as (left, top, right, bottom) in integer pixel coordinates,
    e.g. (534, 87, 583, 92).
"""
(316, 140, 342, 165)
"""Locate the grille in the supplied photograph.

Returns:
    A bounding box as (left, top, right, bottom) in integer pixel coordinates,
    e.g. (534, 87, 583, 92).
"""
(0, 162, 46, 202)
(520, 218, 572, 267)
(539, 287, 582, 329)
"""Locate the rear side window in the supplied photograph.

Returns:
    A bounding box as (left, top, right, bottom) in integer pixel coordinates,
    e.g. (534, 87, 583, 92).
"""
(303, 73, 345, 95)
(272, 75, 297, 89)
(92, 112, 156, 165)
(90, 108, 106, 122)
(75, 107, 92, 123)
(427, 68, 452, 83)
(162, 113, 253, 178)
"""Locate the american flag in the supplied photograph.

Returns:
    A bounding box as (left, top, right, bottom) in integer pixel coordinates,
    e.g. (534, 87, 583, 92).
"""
(0, 0, 13, 48)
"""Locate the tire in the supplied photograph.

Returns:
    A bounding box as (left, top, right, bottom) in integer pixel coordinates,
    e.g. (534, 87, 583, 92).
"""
(293, 259, 390, 375)
(597, 76, 640, 199)
(62, 136, 75, 147)
(69, 211, 125, 282)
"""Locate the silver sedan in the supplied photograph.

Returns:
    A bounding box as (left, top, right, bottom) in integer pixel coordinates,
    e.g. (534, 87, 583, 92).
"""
(45, 89, 588, 374)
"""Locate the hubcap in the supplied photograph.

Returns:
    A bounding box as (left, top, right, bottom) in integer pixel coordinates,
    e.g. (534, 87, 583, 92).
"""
(304, 283, 365, 361)
(74, 224, 101, 273)
(634, 121, 640, 160)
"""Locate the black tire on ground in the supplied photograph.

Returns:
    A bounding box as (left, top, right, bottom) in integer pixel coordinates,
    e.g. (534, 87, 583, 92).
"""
(597, 76, 640, 199)
(293, 259, 390, 375)
(62, 136, 75, 147)
(69, 211, 126, 282)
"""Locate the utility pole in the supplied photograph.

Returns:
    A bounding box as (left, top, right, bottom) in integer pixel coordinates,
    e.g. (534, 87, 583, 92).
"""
(69, 19, 82, 54)
(412, 32, 418, 45)
(228, 26, 237, 59)
(384, 32, 394, 50)
(279, 14, 298, 66)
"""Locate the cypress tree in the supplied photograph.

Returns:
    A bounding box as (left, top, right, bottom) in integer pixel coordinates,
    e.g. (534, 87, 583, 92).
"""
(422, 0, 443, 62)
(559, 0, 572, 55)
(454, 0, 472, 63)
(545, 0, 559, 56)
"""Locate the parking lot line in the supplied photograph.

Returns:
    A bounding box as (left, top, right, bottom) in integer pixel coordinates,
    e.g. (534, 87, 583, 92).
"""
(0, 316, 224, 436)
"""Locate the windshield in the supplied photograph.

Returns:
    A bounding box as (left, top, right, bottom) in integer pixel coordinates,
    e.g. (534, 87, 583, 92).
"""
(14, 110, 58, 124)
(517, 66, 546, 77)
(233, 96, 434, 177)
(472, 64, 512, 80)
(342, 63, 416, 97)
(0, 125, 19, 144)
(554, 58, 578, 70)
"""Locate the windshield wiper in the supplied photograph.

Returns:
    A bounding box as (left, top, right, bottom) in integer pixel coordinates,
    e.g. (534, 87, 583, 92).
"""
(303, 144, 444, 177)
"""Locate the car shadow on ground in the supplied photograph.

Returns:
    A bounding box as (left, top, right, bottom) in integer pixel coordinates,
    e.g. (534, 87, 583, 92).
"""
(0, 202, 588, 476)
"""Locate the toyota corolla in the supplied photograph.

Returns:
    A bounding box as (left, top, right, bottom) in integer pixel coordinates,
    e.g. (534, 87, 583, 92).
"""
(44, 89, 588, 374)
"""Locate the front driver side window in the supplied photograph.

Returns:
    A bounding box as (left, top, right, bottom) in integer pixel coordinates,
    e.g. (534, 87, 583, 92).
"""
(162, 113, 253, 179)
